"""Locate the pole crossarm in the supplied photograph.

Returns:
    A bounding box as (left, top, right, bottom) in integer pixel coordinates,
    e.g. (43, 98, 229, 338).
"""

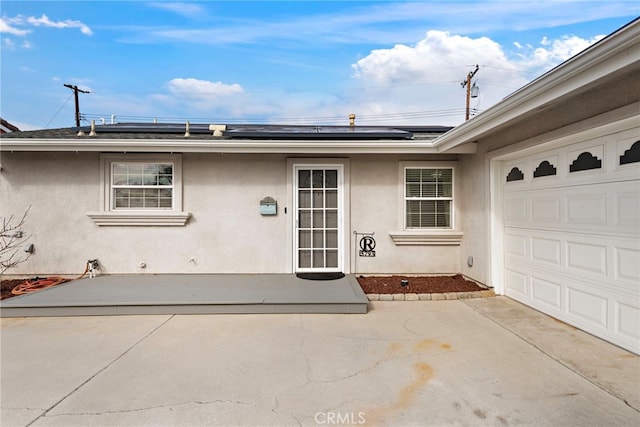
(64, 84, 90, 127)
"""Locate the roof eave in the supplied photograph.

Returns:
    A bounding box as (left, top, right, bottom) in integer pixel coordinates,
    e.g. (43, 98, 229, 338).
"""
(0, 138, 446, 154)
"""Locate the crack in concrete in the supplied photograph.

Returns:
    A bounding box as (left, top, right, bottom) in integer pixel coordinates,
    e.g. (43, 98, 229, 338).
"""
(1, 406, 46, 412)
(47, 395, 306, 427)
(45, 398, 263, 417)
(297, 316, 313, 385)
(268, 396, 303, 427)
(25, 315, 176, 427)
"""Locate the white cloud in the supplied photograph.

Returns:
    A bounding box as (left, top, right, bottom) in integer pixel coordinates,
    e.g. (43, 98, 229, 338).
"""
(353, 31, 507, 83)
(515, 35, 605, 73)
(346, 30, 604, 125)
(148, 2, 207, 18)
(26, 14, 93, 35)
(166, 78, 244, 99)
(0, 17, 30, 35)
(0, 14, 92, 50)
(130, 30, 606, 126)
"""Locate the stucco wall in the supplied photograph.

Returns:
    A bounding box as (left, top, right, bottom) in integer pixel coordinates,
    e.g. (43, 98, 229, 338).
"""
(457, 150, 488, 284)
(1, 152, 465, 276)
(349, 154, 461, 275)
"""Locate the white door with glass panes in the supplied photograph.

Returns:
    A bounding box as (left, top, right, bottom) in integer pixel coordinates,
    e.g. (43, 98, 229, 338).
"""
(294, 166, 343, 272)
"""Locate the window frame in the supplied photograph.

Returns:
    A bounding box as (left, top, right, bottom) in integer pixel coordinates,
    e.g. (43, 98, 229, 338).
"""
(390, 161, 462, 246)
(87, 154, 190, 226)
(404, 166, 454, 230)
(111, 161, 175, 210)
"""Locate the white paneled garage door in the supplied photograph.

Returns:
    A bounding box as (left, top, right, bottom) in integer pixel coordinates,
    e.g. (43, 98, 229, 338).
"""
(502, 127, 639, 354)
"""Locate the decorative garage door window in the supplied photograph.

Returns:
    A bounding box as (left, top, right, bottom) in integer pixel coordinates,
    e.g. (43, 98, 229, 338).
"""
(112, 162, 174, 209)
(569, 152, 602, 172)
(506, 167, 525, 182)
(620, 140, 640, 164)
(405, 168, 453, 228)
(533, 160, 557, 177)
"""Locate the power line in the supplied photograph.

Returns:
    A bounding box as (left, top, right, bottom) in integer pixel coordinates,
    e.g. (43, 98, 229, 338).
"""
(82, 107, 469, 126)
(44, 92, 74, 129)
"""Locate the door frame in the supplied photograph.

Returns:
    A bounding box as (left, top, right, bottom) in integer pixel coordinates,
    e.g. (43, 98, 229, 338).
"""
(286, 158, 350, 274)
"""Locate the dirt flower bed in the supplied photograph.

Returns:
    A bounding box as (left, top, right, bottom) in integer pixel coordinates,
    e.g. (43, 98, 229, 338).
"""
(356, 274, 484, 294)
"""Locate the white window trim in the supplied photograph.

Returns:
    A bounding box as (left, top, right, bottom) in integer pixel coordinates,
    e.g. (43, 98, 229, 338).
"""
(390, 161, 463, 246)
(87, 153, 190, 226)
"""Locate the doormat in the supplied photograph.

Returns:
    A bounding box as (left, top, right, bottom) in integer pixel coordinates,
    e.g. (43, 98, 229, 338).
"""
(296, 272, 346, 281)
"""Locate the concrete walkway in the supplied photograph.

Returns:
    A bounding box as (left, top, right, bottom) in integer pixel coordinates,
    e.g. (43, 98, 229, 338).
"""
(2, 297, 638, 426)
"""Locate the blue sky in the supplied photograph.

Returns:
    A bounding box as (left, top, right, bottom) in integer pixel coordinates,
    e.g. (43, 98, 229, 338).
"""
(1, 1, 638, 130)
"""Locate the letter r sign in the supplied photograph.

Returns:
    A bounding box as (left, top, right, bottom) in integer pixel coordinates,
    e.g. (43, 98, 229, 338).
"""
(359, 236, 376, 257)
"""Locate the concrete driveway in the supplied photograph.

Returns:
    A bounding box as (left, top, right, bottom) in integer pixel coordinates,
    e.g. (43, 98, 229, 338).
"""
(2, 297, 639, 426)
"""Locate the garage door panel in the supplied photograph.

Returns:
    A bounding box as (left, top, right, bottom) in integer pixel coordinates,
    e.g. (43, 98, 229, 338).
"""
(531, 276, 562, 309)
(504, 264, 638, 352)
(566, 193, 607, 226)
(531, 237, 561, 265)
(615, 246, 640, 284)
(616, 301, 640, 342)
(505, 181, 639, 237)
(566, 241, 607, 277)
(505, 228, 625, 284)
(505, 268, 528, 297)
(501, 126, 639, 354)
(566, 287, 608, 329)
(506, 237, 638, 302)
(505, 232, 528, 258)
(531, 196, 561, 224)
(504, 197, 528, 223)
(615, 190, 640, 229)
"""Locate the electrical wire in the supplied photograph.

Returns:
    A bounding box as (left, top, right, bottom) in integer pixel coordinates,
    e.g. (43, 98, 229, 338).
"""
(44, 92, 74, 129)
(82, 107, 469, 125)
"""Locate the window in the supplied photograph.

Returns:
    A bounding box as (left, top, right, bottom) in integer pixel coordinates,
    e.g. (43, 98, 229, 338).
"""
(390, 162, 461, 245)
(87, 154, 190, 226)
(112, 162, 174, 209)
(405, 167, 453, 228)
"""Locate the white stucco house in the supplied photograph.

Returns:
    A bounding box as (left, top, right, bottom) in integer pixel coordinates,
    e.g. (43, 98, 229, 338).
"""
(1, 19, 638, 352)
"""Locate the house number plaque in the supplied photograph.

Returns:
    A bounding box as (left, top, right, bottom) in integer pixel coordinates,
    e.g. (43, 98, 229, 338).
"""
(359, 235, 376, 257)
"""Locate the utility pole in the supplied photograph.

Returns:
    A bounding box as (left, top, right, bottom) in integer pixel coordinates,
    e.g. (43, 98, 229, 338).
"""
(461, 65, 479, 121)
(64, 84, 90, 127)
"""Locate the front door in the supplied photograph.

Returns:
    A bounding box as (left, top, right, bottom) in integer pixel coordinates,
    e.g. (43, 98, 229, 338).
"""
(294, 165, 343, 272)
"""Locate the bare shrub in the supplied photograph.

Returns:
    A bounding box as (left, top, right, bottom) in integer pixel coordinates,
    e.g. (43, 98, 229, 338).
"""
(0, 207, 32, 274)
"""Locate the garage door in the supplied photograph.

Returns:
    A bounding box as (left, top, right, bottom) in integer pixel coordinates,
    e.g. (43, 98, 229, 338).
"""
(502, 128, 639, 354)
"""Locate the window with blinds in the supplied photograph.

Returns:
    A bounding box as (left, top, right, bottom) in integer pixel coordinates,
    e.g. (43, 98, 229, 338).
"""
(405, 167, 453, 228)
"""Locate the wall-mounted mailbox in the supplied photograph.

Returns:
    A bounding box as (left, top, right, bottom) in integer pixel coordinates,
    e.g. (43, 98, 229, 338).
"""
(260, 196, 277, 215)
